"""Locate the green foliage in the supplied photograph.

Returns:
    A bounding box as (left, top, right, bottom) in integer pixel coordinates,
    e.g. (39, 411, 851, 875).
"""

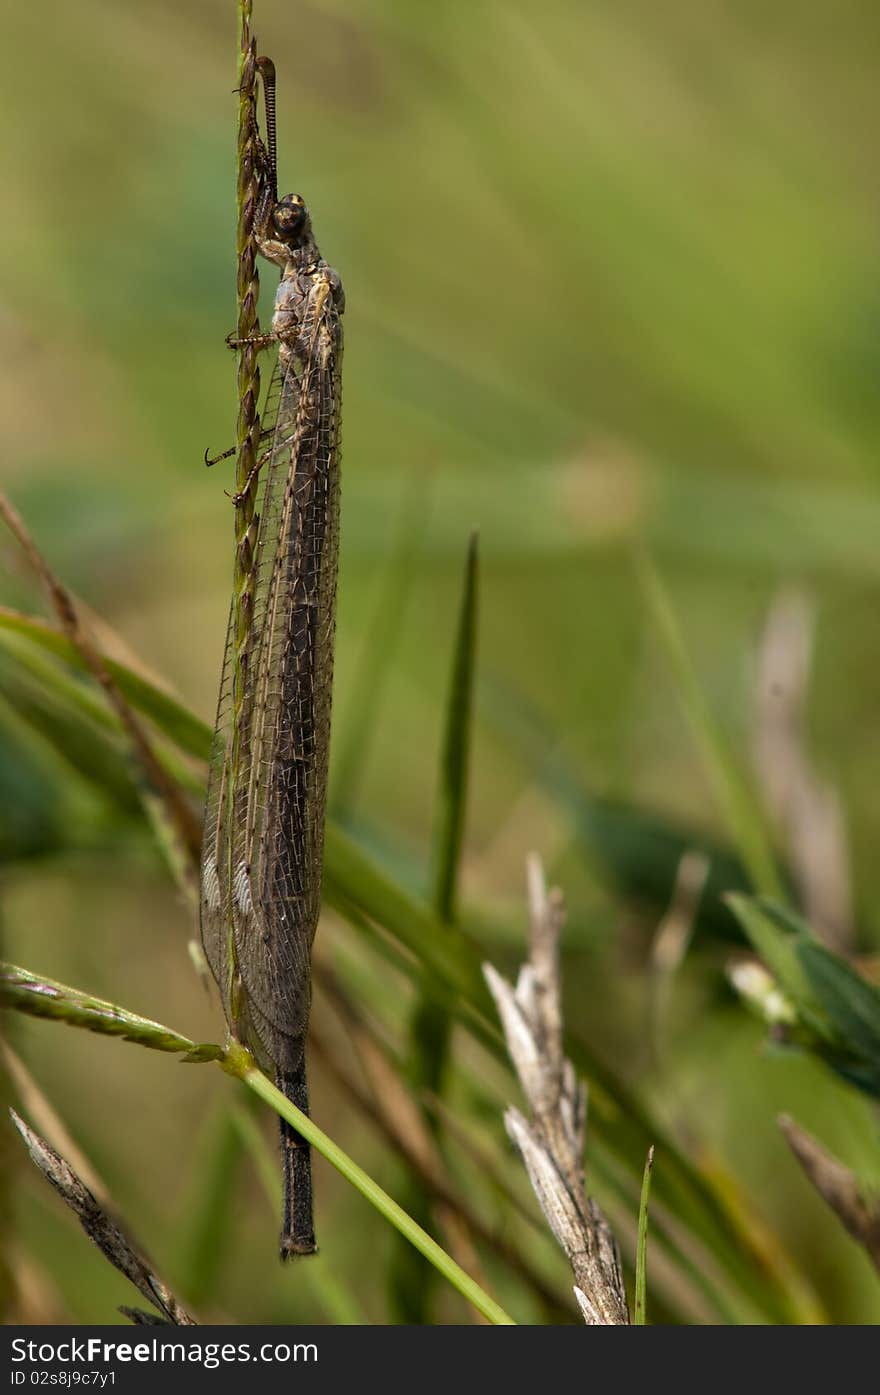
(729, 896, 880, 1099)
(2, 959, 512, 1323)
(0, 612, 210, 764)
(634, 1146, 654, 1326)
(0, 619, 819, 1323)
(635, 555, 784, 901)
(391, 532, 478, 1321)
(3, 0, 879, 1326)
(0, 962, 221, 1061)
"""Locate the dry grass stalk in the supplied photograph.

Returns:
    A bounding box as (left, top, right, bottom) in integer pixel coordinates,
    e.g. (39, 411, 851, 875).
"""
(10, 1110, 195, 1325)
(1, 1038, 107, 1201)
(484, 854, 629, 1324)
(312, 964, 573, 1320)
(0, 492, 201, 899)
(779, 1114, 880, 1274)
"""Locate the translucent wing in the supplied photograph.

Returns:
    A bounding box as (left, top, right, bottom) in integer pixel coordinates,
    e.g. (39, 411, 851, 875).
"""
(202, 282, 343, 1081)
(199, 355, 286, 1026)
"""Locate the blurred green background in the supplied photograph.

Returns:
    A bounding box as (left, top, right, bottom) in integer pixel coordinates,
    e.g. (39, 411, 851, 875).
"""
(1, 0, 879, 1323)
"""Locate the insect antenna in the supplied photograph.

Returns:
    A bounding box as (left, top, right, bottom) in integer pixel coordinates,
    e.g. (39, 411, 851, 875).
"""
(256, 56, 279, 204)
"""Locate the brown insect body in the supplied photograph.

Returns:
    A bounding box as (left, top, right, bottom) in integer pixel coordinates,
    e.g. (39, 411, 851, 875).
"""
(201, 61, 344, 1258)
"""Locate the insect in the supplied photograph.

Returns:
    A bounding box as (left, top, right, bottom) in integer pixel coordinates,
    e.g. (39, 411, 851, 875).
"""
(200, 54, 344, 1258)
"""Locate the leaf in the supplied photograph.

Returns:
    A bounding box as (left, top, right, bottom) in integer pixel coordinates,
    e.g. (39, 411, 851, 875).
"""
(170, 1104, 246, 1307)
(796, 941, 880, 1082)
(727, 896, 880, 1098)
(0, 624, 204, 898)
(232, 1048, 519, 1326)
(635, 1146, 655, 1325)
(331, 469, 431, 815)
(725, 895, 817, 1016)
(0, 609, 211, 762)
(325, 827, 806, 1322)
(0, 650, 145, 821)
(6, 963, 510, 1324)
(480, 674, 757, 943)
(430, 530, 479, 923)
(392, 533, 479, 1321)
(0, 618, 807, 1322)
(0, 696, 84, 861)
(0, 962, 222, 1060)
(0, 633, 204, 795)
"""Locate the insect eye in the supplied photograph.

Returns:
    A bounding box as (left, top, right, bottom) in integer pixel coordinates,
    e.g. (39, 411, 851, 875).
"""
(272, 195, 307, 240)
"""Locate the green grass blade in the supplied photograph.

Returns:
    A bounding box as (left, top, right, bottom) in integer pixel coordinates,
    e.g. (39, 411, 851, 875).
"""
(0, 634, 204, 797)
(228, 1097, 279, 1207)
(634, 1145, 654, 1325)
(725, 894, 815, 1011)
(0, 637, 202, 898)
(0, 497, 201, 884)
(482, 676, 753, 942)
(2, 961, 513, 1324)
(227, 1047, 515, 1325)
(0, 656, 142, 824)
(430, 530, 478, 923)
(796, 941, 880, 1074)
(324, 828, 806, 1322)
(0, 609, 211, 762)
(324, 824, 487, 1008)
(226, 1099, 369, 1325)
(171, 1104, 245, 1308)
(727, 896, 880, 1098)
(795, 937, 880, 1097)
(300, 1266, 371, 1327)
(0, 962, 221, 1060)
(392, 532, 479, 1320)
(0, 694, 107, 861)
(332, 471, 431, 815)
(634, 553, 784, 900)
(0, 626, 807, 1322)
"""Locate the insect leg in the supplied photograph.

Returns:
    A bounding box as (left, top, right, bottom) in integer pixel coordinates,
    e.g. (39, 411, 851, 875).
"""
(205, 425, 275, 469)
(226, 330, 277, 351)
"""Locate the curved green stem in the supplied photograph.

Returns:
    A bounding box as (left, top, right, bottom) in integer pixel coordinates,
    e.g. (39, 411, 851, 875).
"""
(0, 961, 514, 1326)
(224, 1044, 515, 1325)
